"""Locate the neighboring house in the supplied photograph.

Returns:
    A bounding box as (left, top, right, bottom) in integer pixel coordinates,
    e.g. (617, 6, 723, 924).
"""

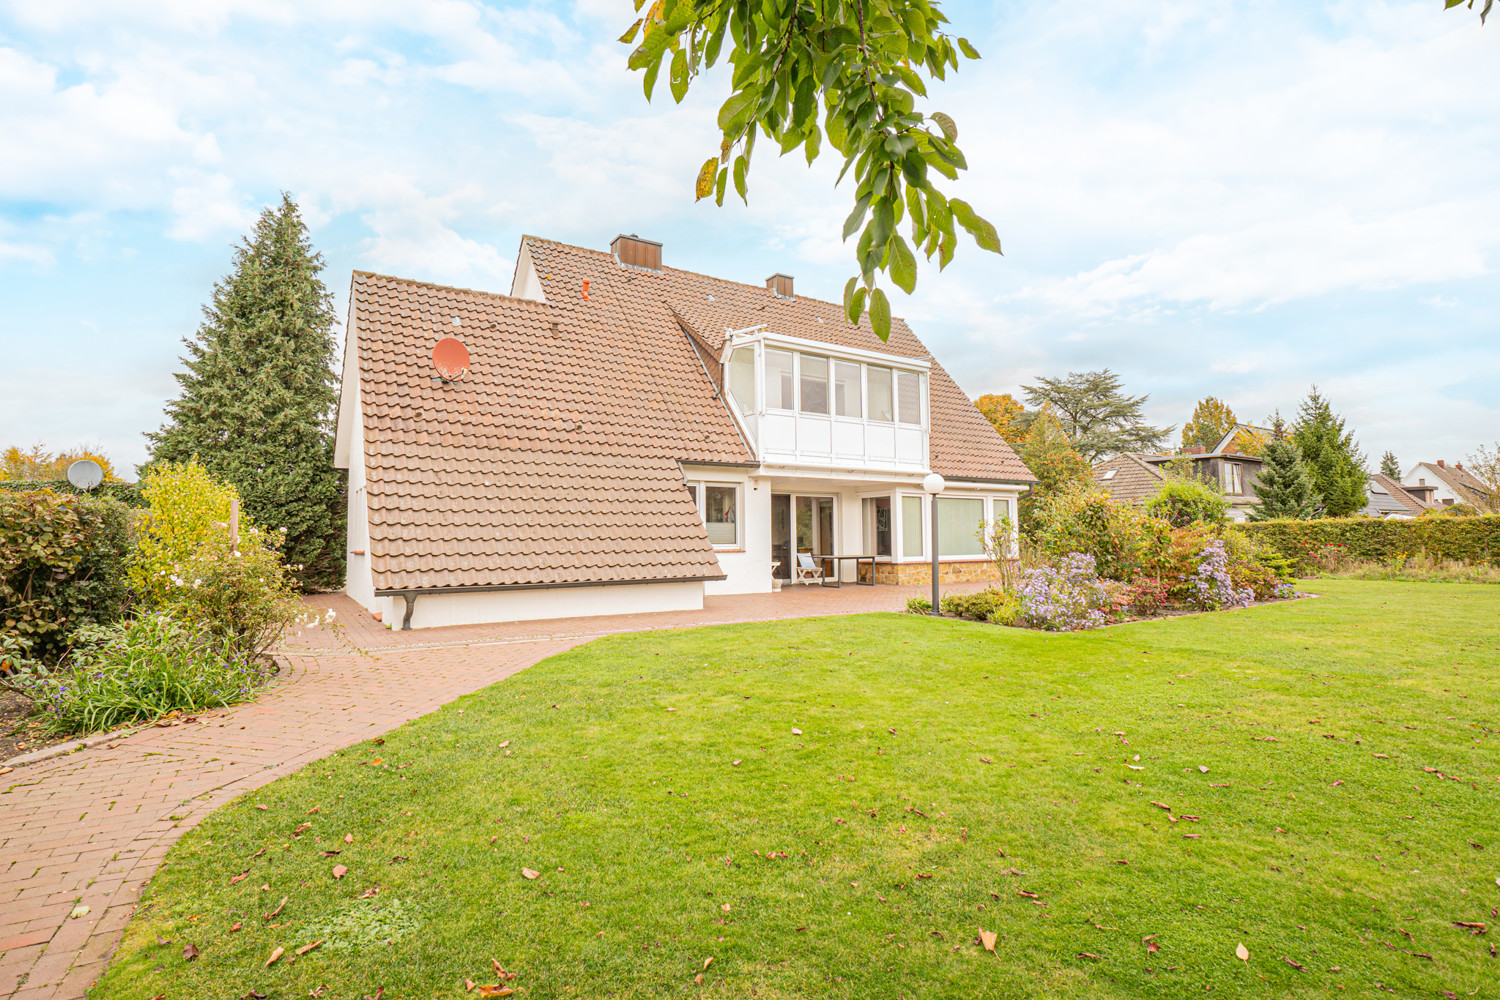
(1360, 473, 1440, 519)
(1402, 461, 1492, 510)
(332, 234, 1035, 629)
(1093, 446, 1264, 522)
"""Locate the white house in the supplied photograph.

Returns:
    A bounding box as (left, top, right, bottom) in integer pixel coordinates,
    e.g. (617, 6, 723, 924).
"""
(333, 234, 1034, 629)
(1402, 460, 1490, 510)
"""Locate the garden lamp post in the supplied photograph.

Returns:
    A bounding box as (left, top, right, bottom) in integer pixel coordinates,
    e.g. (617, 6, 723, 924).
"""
(922, 473, 946, 614)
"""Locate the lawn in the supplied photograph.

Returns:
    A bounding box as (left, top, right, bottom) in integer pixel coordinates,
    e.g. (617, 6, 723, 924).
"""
(92, 580, 1500, 999)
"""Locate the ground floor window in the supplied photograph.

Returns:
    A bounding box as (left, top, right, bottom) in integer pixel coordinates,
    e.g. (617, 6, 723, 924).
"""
(900, 495, 924, 559)
(686, 481, 740, 546)
(862, 496, 892, 557)
(937, 496, 985, 557)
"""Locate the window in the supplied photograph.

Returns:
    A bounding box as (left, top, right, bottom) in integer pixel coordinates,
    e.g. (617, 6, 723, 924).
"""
(868, 366, 893, 422)
(863, 496, 892, 557)
(1222, 462, 1243, 495)
(896, 370, 921, 425)
(1102, 468, 1118, 480)
(686, 481, 740, 546)
(834, 360, 862, 418)
(936, 497, 985, 557)
(765, 350, 794, 410)
(901, 495, 924, 558)
(799, 355, 829, 414)
(728, 347, 755, 413)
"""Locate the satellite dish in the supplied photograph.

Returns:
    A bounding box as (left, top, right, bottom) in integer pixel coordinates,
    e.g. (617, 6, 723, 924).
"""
(67, 459, 104, 491)
(432, 337, 471, 382)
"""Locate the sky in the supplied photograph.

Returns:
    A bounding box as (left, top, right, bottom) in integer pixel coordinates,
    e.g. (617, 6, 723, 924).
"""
(1, 0, 1496, 475)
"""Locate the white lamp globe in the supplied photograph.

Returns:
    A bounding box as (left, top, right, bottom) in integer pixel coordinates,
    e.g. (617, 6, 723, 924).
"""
(922, 472, 946, 495)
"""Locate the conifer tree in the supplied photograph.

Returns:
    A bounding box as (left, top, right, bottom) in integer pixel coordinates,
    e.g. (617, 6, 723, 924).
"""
(146, 194, 345, 589)
(1250, 425, 1319, 521)
(1379, 451, 1401, 478)
(1291, 387, 1367, 518)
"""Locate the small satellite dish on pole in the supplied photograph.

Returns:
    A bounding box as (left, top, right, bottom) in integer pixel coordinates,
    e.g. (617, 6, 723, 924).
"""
(67, 459, 104, 492)
(432, 337, 471, 382)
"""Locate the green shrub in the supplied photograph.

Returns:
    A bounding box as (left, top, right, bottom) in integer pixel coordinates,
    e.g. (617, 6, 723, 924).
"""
(986, 590, 1025, 626)
(905, 596, 932, 614)
(1145, 477, 1228, 528)
(130, 461, 240, 604)
(0, 479, 146, 507)
(939, 590, 1003, 621)
(1029, 483, 1169, 582)
(1240, 517, 1500, 573)
(13, 612, 275, 734)
(1, 490, 134, 662)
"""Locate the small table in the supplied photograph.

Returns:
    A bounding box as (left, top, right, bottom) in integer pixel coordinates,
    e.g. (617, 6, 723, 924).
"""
(811, 554, 876, 588)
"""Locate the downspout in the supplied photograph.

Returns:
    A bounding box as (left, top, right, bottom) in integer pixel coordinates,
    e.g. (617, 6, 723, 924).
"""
(400, 592, 416, 631)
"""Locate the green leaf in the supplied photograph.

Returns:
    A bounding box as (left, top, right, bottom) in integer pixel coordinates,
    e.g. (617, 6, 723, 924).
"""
(619, 18, 644, 44)
(938, 234, 955, 270)
(733, 154, 748, 204)
(842, 276, 859, 318)
(694, 158, 718, 201)
(950, 198, 1002, 254)
(900, 150, 927, 187)
(870, 198, 894, 251)
(847, 285, 868, 325)
(643, 57, 663, 100)
(842, 194, 872, 241)
(803, 127, 821, 166)
(715, 166, 728, 207)
(825, 107, 848, 152)
(718, 90, 755, 131)
(889, 235, 917, 294)
(792, 73, 816, 129)
(957, 37, 981, 59)
(932, 112, 958, 142)
(869, 287, 891, 341)
(669, 48, 689, 103)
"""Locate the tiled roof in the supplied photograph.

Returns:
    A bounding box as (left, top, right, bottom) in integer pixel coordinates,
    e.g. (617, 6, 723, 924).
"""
(523, 237, 1032, 483)
(1366, 473, 1437, 518)
(1092, 453, 1165, 502)
(351, 271, 748, 593)
(1412, 462, 1490, 506)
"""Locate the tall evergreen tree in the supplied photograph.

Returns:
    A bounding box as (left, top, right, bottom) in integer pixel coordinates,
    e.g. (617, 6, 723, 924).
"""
(1290, 386, 1367, 518)
(1250, 424, 1319, 521)
(1021, 369, 1171, 461)
(1180, 396, 1237, 452)
(146, 194, 345, 589)
(1379, 451, 1401, 478)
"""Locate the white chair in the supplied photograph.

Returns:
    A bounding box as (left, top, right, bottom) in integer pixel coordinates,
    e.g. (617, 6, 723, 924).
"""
(794, 551, 825, 586)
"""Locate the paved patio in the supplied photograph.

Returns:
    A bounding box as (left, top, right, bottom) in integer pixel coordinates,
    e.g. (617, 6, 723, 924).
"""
(0, 579, 989, 999)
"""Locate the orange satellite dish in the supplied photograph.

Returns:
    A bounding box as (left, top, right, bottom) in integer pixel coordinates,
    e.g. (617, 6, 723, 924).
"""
(432, 337, 471, 381)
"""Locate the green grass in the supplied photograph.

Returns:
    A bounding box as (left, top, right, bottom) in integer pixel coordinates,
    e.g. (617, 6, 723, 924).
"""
(92, 580, 1500, 999)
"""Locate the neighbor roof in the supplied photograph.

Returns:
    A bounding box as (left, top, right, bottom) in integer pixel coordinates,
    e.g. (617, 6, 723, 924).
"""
(1410, 462, 1490, 506)
(346, 237, 1030, 594)
(1365, 473, 1436, 518)
(1092, 453, 1166, 502)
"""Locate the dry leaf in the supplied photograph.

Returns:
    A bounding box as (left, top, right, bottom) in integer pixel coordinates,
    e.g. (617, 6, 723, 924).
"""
(1235, 943, 1250, 962)
(230, 870, 250, 885)
(332, 865, 348, 880)
(230, 922, 242, 933)
(344, 833, 354, 844)
(1147, 941, 1160, 953)
(979, 928, 997, 952)
(265, 897, 287, 920)
(306, 805, 320, 814)
(498, 740, 511, 748)
(465, 980, 477, 991)
(266, 946, 285, 967)
(1198, 765, 1209, 773)
(703, 957, 714, 970)
(255, 804, 268, 811)
(791, 728, 802, 735)
(732, 760, 741, 766)
(722, 903, 731, 912)
(693, 974, 703, 985)
(521, 868, 540, 880)
(477, 988, 513, 998)
(296, 940, 324, 956)
(183, 943, 200, 961)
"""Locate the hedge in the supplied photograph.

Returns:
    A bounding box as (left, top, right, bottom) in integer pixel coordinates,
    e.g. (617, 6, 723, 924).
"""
(0, 479, 146, 507)
(1, 490, 135, 661)
(1239, 516, 1500, 571)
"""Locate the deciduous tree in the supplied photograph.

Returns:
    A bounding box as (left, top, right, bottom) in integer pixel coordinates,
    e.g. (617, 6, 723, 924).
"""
(145, 194, 345, 590)
(1462, 443, 1500, 515)
(624, 0, 1001, 341)
(1016, 408, 1090, 536)
(1180, 397, 1237, 453)
(1, 445, 120, 483)
(1291, 387, 1367, 518)
(973, 393, 1027, 444)
(1446, 0, 1492, 24)
(1021, 369, 1171, 462)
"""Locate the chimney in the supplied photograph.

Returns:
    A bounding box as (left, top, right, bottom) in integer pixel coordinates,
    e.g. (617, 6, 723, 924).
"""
(1456, 462, 1464, 471)
(1183, 445, 1207, 455)
(611, 233, 662, 271)
(1437, 459, 1445, 468)
(766, 273, 794, 299)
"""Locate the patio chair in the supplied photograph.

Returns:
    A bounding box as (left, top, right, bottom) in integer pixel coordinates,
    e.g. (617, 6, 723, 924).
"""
(793, 551, 825, 586)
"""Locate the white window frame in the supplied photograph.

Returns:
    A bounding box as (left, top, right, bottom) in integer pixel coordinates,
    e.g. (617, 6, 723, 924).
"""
(686, 480, 742, 549)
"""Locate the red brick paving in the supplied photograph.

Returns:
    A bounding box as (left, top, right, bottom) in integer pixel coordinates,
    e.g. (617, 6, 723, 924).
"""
(0, 580, 988, 998)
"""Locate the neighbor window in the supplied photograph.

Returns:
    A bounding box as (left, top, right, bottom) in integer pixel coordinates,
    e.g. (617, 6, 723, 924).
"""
(834, 360, 862, 418)
(862, 496, 892, 558)
(765, 350, 795, 410)
(896, 370, 921, 425)
(901, 495, 924, 558)
(728, 347, 755, 413)
(799, 355, 829, 414)
(937, 497, 985, 557)
(868, 366, 893, 422)
(1222, 462, 1243, 495)
(686, 481, 740, 546)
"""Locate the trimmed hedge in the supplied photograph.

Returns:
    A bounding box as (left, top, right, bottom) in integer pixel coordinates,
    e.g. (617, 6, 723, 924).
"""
(0, 479, 146, 507)
(1240, 517, 1500, 572)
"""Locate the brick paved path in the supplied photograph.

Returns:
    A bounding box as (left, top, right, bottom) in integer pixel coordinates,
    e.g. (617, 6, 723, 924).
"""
(0, 581, 984, 999)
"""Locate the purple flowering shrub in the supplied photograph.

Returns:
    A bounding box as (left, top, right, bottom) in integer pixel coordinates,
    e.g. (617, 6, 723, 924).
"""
(1017, 553, 1122, 631)
(1187, 540, 1255, 610)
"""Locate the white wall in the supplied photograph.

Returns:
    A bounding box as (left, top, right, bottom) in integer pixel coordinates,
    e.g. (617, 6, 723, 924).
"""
(684, 465, 774, 596)
(1402, 464, 1460, 506)
(343, 361, 377, 610)
(391, 580, 704, 630)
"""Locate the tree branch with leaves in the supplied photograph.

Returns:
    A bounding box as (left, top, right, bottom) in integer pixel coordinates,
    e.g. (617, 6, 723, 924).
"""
(623, 0, 1002, 341)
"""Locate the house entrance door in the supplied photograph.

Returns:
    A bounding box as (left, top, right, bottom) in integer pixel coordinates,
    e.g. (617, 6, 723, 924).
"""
(771, 494, 792, 580)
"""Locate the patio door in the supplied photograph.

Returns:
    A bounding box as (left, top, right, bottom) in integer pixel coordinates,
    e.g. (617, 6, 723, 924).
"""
(771, 494, 791, 580)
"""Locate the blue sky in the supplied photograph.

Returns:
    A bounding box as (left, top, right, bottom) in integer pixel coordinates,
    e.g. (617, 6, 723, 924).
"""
(1, 0, 1496, 473)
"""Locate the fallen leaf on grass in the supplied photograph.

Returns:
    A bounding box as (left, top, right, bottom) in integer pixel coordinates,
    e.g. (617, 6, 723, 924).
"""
(1283, 957, 1305, 971)
(1147, 942, 1160, 953)
(1235, 943, 1250, 962)
(344, 833, 354, 844)
(476, 988, 513, 998)
(358, 887, 379, 899)
(296, 940, 324, 956)
(498, 740, 510, 748)
(1198, 765, 1209, 773)
(791, 728, 803, 735)
(305, 805, 320, 815)
(332, 865, 348, 880)
(1113, 859, 1129, 865)
(1372, 753, 1389, 759)
(230, 870, 250, 885)
(265, 897, 287, 920)
(1077, 952, 1099, 960)
(465, 981, 477, 992)
(521, 868, 540, 880)
(255, 804, 268, 811)
(979, 928, 997, 951)
(1150, 801, 1171, 811)
(1452, 922, 1486, 934)
(266, 946, 284, 967)
(293, 823, 312, 837)
(230, 922, 242, 933)
(490, 958, 517, 980)
(182, 943, 199, 961)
